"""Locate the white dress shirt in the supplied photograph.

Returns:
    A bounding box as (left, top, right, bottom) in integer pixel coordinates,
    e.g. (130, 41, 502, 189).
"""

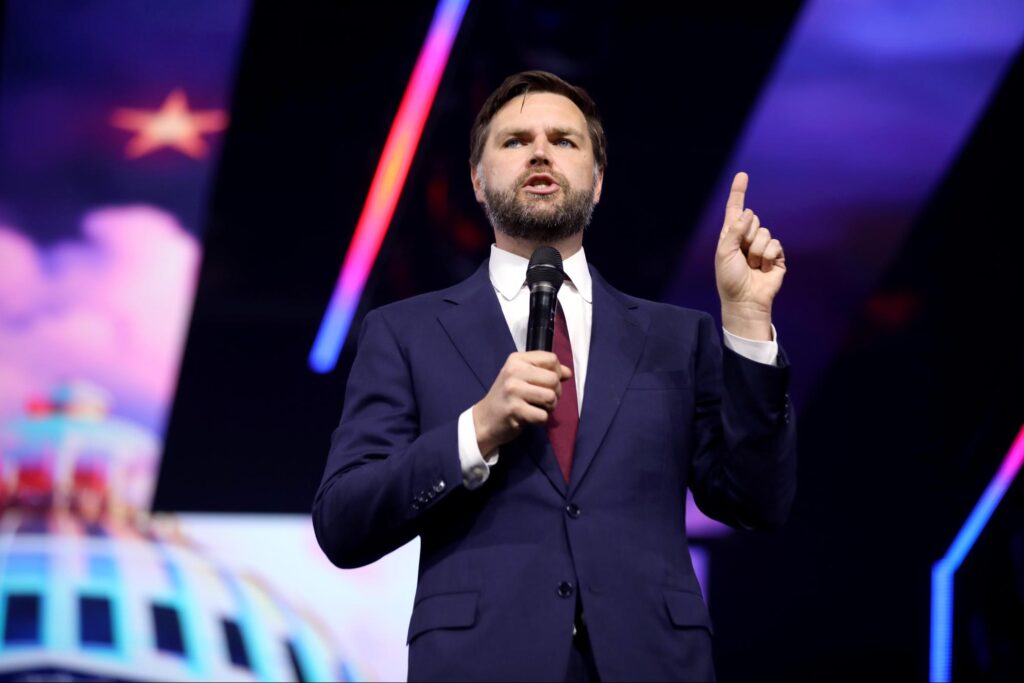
(457, 244, 779, 488)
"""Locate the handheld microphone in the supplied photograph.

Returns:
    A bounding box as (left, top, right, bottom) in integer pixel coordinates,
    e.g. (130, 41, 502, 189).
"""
(525, 246, 565, 352)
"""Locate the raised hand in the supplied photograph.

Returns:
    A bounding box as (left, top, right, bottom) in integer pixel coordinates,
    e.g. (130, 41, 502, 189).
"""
(714, 172, 786, 340)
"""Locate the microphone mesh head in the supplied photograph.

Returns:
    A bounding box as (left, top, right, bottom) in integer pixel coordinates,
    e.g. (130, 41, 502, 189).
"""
(526, 246, 565, 288)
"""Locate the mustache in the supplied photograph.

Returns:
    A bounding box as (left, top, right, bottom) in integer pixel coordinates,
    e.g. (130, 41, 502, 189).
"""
(517, 168, 570, 189)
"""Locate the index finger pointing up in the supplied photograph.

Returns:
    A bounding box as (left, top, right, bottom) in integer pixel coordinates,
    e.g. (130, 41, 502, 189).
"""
(723, 171, 748, 227)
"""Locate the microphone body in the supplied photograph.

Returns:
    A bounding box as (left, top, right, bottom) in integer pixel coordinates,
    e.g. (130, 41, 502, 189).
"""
(526, 284, 559, 352)
(525, 247, 565, 352)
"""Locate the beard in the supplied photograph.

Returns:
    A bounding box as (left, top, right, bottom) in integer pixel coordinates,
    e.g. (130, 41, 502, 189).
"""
(481, 169, 596, 242)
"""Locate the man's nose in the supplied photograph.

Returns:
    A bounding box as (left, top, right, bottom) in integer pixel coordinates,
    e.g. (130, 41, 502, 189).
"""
(529, 139, 551, 165)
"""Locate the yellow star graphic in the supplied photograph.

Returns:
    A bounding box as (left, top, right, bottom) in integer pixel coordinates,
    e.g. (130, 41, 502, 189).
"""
(111, 89, 228, 159)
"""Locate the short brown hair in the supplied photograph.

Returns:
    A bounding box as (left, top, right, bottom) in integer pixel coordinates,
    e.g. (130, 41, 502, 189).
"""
(469, 70, 607, 171)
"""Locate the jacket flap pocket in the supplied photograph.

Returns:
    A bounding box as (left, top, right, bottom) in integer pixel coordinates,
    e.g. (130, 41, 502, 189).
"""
(407, 591, 479, 644)
(664, 590, 713, 633)
(628, 370, 691, 390)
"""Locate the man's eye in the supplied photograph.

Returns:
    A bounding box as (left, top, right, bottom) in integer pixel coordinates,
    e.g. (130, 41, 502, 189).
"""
(503, 139, 524, 148)
(556, 139, 576, 148)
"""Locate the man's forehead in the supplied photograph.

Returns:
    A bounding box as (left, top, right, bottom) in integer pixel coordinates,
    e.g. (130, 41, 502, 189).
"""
(490, 92, 587, 129)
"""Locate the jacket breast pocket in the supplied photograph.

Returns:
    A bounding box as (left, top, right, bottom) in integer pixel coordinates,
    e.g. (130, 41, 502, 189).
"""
(627, 370, 692, 391)
(664, 590, 714, 634)
(407, 591, 479, 644)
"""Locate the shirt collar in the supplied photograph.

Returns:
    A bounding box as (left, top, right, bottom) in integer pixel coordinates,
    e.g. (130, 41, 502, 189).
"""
(488, 243, 593, 303)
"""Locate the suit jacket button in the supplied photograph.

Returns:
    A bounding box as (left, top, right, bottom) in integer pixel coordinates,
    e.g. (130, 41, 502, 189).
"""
(565, 503, 581, 519)
(557, 581, 574, 599)
(434, 480, 446, 493)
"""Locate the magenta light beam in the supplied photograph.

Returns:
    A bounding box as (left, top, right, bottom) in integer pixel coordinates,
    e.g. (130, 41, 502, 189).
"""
(310, 0, 469, 373)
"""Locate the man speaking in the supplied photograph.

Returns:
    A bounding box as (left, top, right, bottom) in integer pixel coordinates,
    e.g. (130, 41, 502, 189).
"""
(313, 71, 796, 682)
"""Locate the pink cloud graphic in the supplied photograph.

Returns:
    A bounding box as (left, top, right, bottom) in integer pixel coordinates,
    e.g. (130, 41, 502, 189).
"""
(0, 206, 200, 431)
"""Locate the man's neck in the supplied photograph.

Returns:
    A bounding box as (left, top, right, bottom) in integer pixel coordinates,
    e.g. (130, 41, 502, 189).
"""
(493, 233, 583, 260)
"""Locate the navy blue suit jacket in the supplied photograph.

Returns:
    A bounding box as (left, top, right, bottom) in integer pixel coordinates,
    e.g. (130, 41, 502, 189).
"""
(313, 261, 796, 682)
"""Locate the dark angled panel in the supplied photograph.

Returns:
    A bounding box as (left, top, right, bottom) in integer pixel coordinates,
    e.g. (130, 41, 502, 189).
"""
(157, 2, 802, 513)
(153, 1, 805, 514)
(156, 2, 440, 512)
(706, 47, 1024, 682)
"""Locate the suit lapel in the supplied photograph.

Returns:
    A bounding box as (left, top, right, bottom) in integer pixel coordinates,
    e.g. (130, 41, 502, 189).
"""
(437, 261, 568, 496)
(569, 267, 649, 498)
(437, 262, 515, 392)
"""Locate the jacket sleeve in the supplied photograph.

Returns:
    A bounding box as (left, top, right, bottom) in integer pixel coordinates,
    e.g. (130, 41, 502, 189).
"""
(312, 308, 465, 568)
(687, 312, 797, 530)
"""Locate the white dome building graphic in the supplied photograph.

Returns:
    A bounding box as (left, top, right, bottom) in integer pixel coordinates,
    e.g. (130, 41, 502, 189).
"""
(0, 381, 356, 682)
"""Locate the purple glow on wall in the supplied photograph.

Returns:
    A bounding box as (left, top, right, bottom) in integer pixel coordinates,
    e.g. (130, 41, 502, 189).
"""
(664, 1, 1024, 406)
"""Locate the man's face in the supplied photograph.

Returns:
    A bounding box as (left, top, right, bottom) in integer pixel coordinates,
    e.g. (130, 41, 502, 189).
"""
(472, 92, 604, 242)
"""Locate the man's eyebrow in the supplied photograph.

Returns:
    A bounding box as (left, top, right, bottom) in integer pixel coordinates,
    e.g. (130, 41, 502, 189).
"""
(493, 126, 585, 140)
(547, 126, 584, 138)
(493, 127, 530, 140)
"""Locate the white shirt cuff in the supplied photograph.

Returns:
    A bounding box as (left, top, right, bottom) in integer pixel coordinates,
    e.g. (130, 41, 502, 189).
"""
(458, 407, 499, 489)
(722, 325, 779, 366)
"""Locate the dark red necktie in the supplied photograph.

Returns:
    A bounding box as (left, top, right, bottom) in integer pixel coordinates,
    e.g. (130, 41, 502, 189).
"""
(547, 303, 579, 482)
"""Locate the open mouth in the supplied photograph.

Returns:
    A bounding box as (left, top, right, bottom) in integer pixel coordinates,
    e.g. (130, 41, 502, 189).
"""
(522, 174, 560, 195)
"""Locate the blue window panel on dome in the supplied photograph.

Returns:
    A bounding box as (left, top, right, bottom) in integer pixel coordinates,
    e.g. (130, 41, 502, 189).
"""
(3, 594, 41, 645)
(221, 618, 250, 669)
(4, 552, 48, 578)
(87, 554, 117, 582)
(151, 603, 185, 656)
(285, 639, 308, 683)
(79, 595, 114, 647)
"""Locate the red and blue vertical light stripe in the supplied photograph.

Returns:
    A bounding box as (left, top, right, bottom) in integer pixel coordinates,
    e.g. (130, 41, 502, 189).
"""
(309, 0, 470, 373)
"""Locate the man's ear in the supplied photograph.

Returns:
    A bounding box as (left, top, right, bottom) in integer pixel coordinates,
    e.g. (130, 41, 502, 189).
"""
(470, 162, 486, 204)
(593, 166, 604, 204)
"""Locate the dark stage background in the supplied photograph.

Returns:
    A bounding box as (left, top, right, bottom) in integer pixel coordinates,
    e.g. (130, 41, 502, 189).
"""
(1, 2, 1020, 681)
(156, 3, 1024, 680)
